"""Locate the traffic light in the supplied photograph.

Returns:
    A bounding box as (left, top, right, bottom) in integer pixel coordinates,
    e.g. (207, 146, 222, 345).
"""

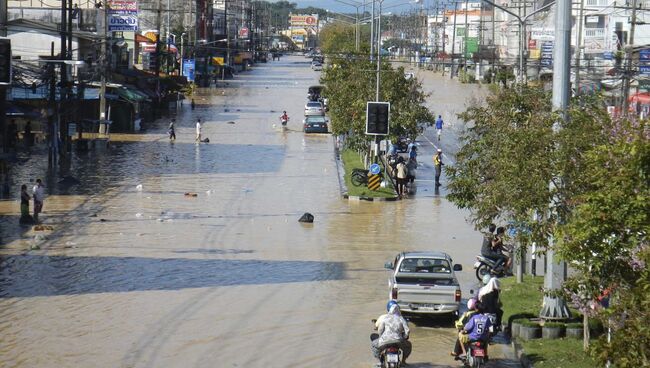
(366, 102, 390, 135)
(0, 38, 11, 85)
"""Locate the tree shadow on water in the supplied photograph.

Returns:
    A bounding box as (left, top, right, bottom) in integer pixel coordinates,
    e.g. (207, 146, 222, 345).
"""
(0, 255, 346, 298)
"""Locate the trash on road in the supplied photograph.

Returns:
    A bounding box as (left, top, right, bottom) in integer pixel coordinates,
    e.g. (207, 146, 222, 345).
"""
(184, 192, 198, 197)
(299, 213, 314, 223)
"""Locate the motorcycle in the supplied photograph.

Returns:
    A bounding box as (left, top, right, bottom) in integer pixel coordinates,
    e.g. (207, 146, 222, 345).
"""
(473, 255, 507, 281)
(380, 343, 403, 368)
(463, 340, 488, 368)
(371, 319, 404, 368)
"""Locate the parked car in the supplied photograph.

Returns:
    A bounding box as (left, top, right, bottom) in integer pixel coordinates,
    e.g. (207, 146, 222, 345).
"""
(384, 251, 463, 320)
(304, 101, 325, 116)
(311, 62, 323, 71)
(303, 116, 329, 133)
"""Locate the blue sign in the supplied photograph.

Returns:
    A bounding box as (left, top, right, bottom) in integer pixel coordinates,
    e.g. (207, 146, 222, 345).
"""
(640, 49, 650, 62)
(603, 51, 613, 60)
(369, 163, 381, 175)
(639, 65, 650, 75)
(182, 59, 195, 82)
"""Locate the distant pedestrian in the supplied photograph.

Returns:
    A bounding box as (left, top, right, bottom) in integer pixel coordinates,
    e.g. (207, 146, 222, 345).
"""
(168, 119, 176, 140)
(32, 179, 45, 222)
(396, 157, 408, 197)
(191, 99, 196, 110)
(435, 115, 444, 141)
(195, 118, 202, 142)
(433, 149, 444, 187)
(24, 121, 33, 147)
(8, 119, 18, 148)
(20, 184, 31, 219)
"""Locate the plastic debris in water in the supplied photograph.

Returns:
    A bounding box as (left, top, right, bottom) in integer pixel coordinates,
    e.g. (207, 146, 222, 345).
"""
(136, 184, 143, 191)
(135, 213, 143, 218)
(184, 192, 198, 197)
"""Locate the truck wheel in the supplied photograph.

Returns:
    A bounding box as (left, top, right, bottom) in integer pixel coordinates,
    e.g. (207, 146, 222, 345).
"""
(475, 264, 490, 281)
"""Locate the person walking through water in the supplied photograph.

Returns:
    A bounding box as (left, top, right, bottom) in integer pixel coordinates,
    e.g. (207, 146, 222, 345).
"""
(435, 115, 444, 141)
(20, 184, 34, 224)
(168, 119, 176, 140)
(195, 118, 202, 142)
(433, 149, 444, 187)
(32, 179, 45, 223)
(396, 157, 408, 197)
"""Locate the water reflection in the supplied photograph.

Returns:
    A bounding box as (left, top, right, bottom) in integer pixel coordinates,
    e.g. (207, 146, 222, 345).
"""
(0, 255, 346, 298)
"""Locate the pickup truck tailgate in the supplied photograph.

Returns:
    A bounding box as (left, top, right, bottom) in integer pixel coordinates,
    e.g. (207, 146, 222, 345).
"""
(395, 276, 458, 304)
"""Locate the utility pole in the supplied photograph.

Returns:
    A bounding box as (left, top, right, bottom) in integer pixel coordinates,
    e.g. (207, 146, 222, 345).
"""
(60, 0, 68, 153)
(463, 0, 468, 74)
(622, 0, 638, 114)
(450, 0, 458, 78)
(574, 0, 584, 94)
(370, 0, 375, 61)
(99, 2, 108, 122)
(540, 0, 572, 320)
(0, 0, 7, 154)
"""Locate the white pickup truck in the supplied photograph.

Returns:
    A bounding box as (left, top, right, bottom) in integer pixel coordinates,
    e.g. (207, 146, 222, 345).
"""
(384, 251, 463, 320)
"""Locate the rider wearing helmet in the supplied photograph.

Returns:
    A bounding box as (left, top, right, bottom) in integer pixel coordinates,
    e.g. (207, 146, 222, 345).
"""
(451, 298, 480, 358)
(371, 300, 412, 366)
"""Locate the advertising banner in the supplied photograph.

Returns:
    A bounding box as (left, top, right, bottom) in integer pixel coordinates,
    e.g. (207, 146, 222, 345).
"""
(182, 59, 195, 82)
(108, 0, 138, 31)
(289, 15, 318, 27)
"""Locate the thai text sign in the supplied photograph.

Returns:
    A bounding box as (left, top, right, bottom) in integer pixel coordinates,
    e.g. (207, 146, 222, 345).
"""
(290, 15, 318, 27)
(108, 0, 138, 31)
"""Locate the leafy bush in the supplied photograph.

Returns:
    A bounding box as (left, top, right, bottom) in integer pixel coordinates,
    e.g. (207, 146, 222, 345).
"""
(543, 322, 565, 329)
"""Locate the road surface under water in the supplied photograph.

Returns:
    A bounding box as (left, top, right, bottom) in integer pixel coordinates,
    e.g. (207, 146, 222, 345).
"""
(0, 56, 519, 368)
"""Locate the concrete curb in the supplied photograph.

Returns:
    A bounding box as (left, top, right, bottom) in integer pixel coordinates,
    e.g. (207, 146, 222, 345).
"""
(511, 339, 534, 368)
(333, 138, 399, 202)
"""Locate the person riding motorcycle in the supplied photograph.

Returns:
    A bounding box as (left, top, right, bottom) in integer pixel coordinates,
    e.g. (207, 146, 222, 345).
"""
(461, 302, 492, 360)
(479, 275, 504, 332)
(451, 298, 480, 358)
(280, 111, 289, 126)
(371, 300, 412, 366)
(481, 226, 510, 273)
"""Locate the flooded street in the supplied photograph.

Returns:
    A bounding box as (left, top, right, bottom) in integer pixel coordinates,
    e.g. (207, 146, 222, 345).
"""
(1, 56, 518, 367)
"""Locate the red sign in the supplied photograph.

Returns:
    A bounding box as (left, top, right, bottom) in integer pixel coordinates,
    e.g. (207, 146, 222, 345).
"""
(528, 39, 537, 49)
(239, 27, 249, 38)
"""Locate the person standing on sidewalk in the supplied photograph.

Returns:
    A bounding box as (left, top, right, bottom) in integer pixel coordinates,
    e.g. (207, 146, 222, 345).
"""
(435, 115, 444, 141)
(433, 149, 444, 187)
(32, 179, 45, 223)
(195, 118, 202, 142)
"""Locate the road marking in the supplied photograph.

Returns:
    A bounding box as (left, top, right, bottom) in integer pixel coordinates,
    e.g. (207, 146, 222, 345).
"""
(422, 134, 456, 165)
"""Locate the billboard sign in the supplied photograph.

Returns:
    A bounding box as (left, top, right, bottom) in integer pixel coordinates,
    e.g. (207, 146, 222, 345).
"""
(108, 0, 138, 31)
(289, 15, 318, 27)
(239, 27, 249, 38)
(182, 59, 195, 82)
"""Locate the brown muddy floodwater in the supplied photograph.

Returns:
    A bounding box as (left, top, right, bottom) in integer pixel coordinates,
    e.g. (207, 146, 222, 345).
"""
(0, 56, 518, 368)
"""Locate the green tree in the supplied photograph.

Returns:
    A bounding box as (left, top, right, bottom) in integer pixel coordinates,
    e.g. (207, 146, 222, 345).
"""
(558, 119, 649, 366)
(320, 58, 433, 152)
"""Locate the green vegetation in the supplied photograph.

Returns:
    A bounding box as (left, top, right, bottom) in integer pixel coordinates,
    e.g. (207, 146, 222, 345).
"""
(341, 149, 395, 198)
(446, 83, 649, 365)
(520, 338, 597, 368)
(500, 276, 543, 325)
(319, 25, 435, 153)
(542, 322, 565, 328)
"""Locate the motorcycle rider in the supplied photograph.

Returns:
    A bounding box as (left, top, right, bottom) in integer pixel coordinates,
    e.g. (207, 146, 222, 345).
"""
(479, 275, 504, 332)
(481, 225, 509, 273)
(280, 111, 289, 126)
(371, 300, 412, 366)
(461, 302, 492, 360)
(492, 226, 512, 272)
(451, 298, 480, 358)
